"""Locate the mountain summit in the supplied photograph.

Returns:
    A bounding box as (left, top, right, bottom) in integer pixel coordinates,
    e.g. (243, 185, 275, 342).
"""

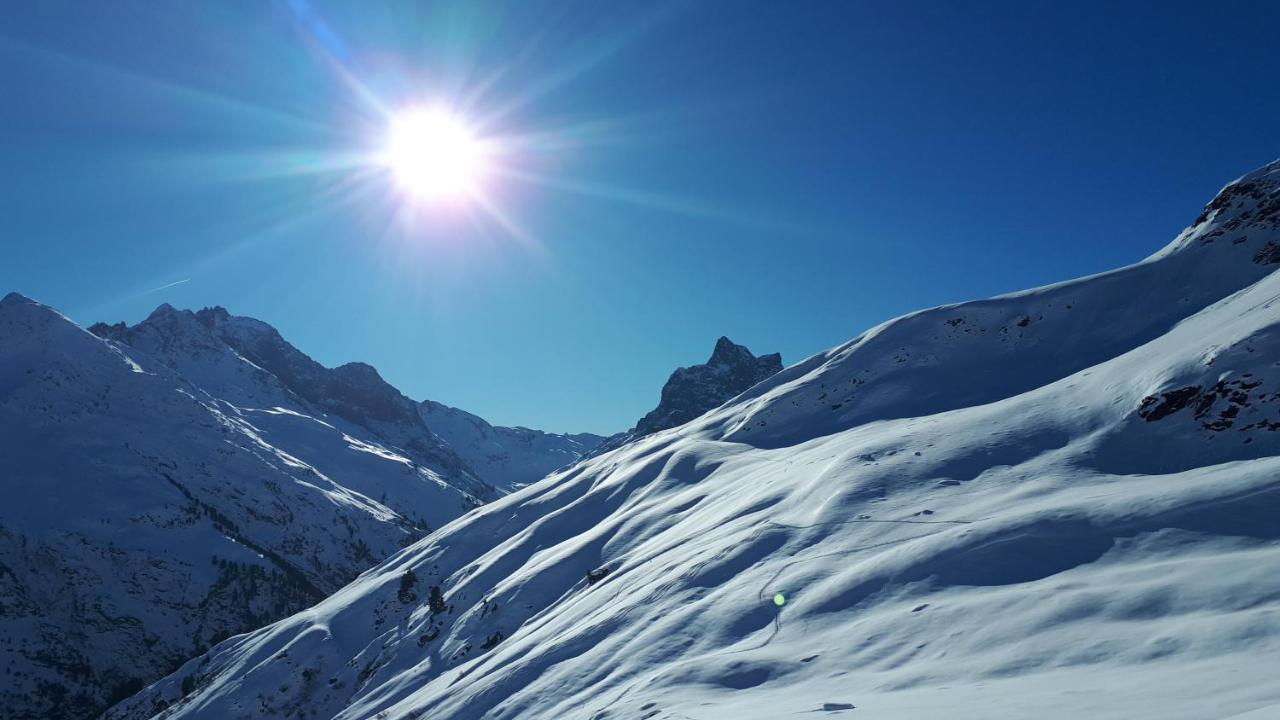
(635, 336, 782, 436)
(591, 336, 783, 455)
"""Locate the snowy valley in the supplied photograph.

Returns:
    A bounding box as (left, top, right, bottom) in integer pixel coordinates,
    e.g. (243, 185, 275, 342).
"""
(89, 160, 1280, 720)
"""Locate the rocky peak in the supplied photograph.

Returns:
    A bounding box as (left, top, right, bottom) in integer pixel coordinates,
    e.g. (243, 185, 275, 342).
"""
(87, 321, 128, 342)
(634, 337, 782, 436)
(96, 303, 232, 360)
(1191, 158, 1280, 228)
(332, 361, 385, 383)
(91, 303, 497, 501)
(138, 304, 209, 335)
(708, 336, 750, 365)
(1160, 158, 1280, 260)
(209, 315, 411, 427)
(100, 304, 408, 426)
(194, 306, 232, 327)
(324, 362, 417, 426)
(708, 335, 782, 374)
(146, 302, 181, 320)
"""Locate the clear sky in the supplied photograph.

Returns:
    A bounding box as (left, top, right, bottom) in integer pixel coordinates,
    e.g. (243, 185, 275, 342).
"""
(2, 1, 1278, 434)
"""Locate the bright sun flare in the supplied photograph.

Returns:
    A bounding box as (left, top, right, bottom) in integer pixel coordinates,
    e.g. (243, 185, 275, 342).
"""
(382, 108, 487, 202)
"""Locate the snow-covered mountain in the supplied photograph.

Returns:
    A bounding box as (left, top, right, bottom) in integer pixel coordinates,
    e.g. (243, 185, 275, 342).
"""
(111, 160, 1280, 720)
(594, 336, 782, 454)
(91, 304, 497, 510)
(419, 400, 603, 492)
(0, 301, 581, 720)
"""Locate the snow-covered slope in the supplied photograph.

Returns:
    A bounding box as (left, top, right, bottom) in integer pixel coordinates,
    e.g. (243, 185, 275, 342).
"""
(92, 305, 500, 509)
(0, 300, 492, 720)
(112, 160, 1280, 720)
(419, 400, 603, 492)
(130, 305, 497, 503)
(96, 305, 598, 496)
(594, 336, 782, 455)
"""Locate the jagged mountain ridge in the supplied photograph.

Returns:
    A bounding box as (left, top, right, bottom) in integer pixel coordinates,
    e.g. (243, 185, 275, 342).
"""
(93, 304, 496, 503)
(0, 294, 458, 720)
(594, 335, 782, 454)
(112, 160, 1280, 720)
(192, 305, 488, 497)
(91, 305, 606, 496)
(0, 300, 597, 720)
(636, 336, 782, 435)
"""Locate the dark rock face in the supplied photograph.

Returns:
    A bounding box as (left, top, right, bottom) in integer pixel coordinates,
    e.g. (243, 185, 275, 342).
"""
(87, 320, 128, 341)
(1189, 160, 1280, 249)
(192, 308, 420, 428)
(592, 337, 782, 456)
(635, 337, 783, 436)
(1138, 377, 1270, 432)
(1254, 241, 1280, 265)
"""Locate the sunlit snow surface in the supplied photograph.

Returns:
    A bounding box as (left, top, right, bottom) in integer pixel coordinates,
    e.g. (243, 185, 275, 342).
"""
(113, 161, 1280, 719)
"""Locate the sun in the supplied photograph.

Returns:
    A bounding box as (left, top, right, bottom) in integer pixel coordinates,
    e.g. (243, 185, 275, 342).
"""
(382, 107, 487, 202)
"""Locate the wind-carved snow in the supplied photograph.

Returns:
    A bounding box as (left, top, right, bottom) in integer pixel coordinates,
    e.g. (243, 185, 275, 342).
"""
(107, 160, 1280, 720)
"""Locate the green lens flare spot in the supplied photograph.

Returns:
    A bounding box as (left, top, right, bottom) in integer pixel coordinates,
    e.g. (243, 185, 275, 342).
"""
(773, 593, 786, 607)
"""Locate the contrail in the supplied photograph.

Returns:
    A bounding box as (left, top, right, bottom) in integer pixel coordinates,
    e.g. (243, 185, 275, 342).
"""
(74, 278, 194, 325)
(137, 278, 190, 296)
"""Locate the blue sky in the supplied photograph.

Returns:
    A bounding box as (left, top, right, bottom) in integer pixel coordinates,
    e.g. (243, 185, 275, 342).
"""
(2, 1, 1278, 434)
